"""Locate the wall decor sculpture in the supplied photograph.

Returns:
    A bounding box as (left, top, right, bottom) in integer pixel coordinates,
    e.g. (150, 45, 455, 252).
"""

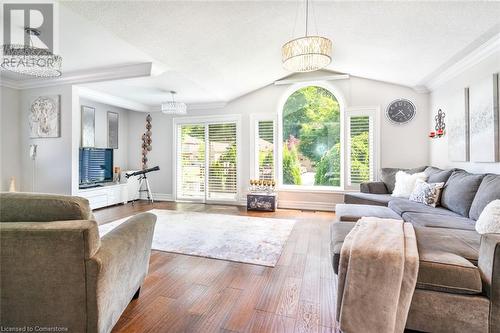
(469, 73, 499, 162)
(429, 109, 446, 139)
(29, 95, 60, 138)
(141, 114, 153, 169)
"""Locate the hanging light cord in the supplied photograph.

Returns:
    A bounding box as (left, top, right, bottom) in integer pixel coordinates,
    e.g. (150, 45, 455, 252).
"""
(305, 0, 309, 36)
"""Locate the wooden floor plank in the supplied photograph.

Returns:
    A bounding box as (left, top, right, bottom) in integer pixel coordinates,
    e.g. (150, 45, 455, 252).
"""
(94, 201, 338, 333)
(295, 301, 320, 333)
(245, 311, 296, 333)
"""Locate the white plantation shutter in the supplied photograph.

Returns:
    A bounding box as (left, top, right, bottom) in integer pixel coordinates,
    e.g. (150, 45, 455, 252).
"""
(177, 124, 206, 199)
(347, 115, 375, 186)
(207, 122, 238, 200)
(257, 120, 275, 180)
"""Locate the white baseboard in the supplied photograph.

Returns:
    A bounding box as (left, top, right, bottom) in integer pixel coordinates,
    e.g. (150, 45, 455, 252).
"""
(139, 193, 174, 201)
(138, 193, 337, 212)
(278, 199, 337, 212)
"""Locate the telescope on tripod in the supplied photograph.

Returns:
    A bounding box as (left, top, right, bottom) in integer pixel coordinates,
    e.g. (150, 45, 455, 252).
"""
(126, 166, 160, 203)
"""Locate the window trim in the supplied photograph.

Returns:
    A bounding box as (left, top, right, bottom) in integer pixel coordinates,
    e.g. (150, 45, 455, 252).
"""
(249, 114, 277, 180)
(276, 82, 346, 191)
(344, 106, 381, 190)
(172, 114, 242, 203)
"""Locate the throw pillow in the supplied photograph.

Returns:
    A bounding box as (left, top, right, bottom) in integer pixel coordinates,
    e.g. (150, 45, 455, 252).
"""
(475, 200, 500, 234)
(409, 180, 445, 207)
(392, 171, 428, 198)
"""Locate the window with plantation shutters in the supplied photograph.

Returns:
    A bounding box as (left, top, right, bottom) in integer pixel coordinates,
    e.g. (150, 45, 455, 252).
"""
(177, 124, 205, 199)
(175, 117, 240, 202)
(207, 123, 237, 200)
(257, 120, 275, 180)
(347, 114, 375, 186)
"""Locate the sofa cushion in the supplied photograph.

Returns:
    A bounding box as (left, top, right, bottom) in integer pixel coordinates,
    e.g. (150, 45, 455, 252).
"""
(380, 166, 427, 193)
(441, 171, 484, 217)
(330, 223, 482, 294)
(344, 193, 393, 206)
(414, 227, 481, 294)
(388, 198, 460, 217)
(469, 174, 500, 220)
(335, 204, 402, 222)
(402, 212, 476, 231)
(425, 167, 456, 184)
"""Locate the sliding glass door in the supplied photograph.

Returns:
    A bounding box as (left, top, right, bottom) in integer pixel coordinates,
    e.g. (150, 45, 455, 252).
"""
(176, 118, 239, 203)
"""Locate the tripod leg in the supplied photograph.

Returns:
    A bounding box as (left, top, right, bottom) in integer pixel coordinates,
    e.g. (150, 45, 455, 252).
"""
(145, 178, 153, 204)
(137, 177, 145, 201)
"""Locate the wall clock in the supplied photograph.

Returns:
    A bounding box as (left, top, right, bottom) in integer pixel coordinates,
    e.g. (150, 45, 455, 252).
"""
(386, 99, 416, 124)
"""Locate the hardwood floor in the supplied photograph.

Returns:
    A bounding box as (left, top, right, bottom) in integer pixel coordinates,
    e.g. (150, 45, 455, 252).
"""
(93, 201, 338, 333)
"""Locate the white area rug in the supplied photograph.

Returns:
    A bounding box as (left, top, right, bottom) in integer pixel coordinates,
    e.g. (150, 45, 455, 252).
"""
(99, 209, 295, 267)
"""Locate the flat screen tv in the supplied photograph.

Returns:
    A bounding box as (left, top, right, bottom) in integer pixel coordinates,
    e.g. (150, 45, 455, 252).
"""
(79, 148, 113, 185)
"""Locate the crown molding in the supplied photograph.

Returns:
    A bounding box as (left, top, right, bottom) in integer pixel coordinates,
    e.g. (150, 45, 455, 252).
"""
(188, 102, 227, 110)
(0, 77, 20, 89)
(0, 63, 153, 90)
(412, 85, 430, 94)
(274, 74, 350, 85)
(424, 33, 500, 91)
(148, 102, 227, 113)
(78, 87, 151, 112)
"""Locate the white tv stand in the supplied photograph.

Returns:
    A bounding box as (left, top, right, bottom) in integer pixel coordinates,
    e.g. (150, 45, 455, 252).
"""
(77, 183, 128, 210)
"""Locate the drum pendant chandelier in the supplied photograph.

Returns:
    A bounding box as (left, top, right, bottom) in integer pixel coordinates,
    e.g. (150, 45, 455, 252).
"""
(282, 0, 332, 72)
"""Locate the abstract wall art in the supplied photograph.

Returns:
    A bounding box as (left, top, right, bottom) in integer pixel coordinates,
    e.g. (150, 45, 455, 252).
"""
(81, 105, 95, 147)
(469, 73, 499, 162)
(29, 95, 60, 138)
(107, 111, 119, 149)
(448, 88, 470, 162)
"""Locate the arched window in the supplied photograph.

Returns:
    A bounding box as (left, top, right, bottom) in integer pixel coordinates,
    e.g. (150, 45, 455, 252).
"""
(281, 86, 341, 187)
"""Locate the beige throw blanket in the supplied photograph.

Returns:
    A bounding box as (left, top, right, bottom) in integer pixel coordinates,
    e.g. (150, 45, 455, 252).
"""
(337, 217, 419, 333)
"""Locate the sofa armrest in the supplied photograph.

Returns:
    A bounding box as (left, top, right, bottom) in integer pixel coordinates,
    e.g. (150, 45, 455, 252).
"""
(85, 212, 156, 333)
(360, 181, 389, 194)
(478, 233, 500, 332)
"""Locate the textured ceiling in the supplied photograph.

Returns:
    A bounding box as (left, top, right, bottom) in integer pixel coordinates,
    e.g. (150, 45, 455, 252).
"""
(11, 1, 500, 105)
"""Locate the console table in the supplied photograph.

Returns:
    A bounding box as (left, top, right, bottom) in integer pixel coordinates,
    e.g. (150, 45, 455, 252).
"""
(77, 183, 128, 210)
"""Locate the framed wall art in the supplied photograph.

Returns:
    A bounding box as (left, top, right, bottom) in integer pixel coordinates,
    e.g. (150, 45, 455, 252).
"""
(29, 95, 60, 138)
(81, 106, 95, 147)
(107, 111, 119, 149)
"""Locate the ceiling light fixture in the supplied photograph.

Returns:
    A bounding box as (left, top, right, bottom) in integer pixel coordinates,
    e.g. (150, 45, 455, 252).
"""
(1, 28, 62, 78)
(161, 91, 187, 115)
(282, 0, 332, 72)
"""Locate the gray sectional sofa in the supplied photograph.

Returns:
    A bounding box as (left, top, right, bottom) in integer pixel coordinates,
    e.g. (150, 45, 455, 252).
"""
(332, 167, 500, 333)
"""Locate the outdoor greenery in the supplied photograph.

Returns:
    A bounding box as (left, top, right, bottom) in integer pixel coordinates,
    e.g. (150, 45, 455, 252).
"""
(282, 86, 371, 187)
(282, 86, 341, 186)
(282, 143, 302, 185)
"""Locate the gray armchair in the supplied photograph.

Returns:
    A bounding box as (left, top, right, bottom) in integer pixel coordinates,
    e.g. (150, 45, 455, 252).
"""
(0, 192, 156, 333)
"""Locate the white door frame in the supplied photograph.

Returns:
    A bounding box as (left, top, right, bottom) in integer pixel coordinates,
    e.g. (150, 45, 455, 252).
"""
(173, 114, 242, 203)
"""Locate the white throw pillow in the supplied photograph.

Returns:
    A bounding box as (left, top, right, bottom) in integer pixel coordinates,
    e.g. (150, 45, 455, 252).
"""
(392, 171, 428, 198)
(409, 180, 445, 207)
(475, 199, 500, 234)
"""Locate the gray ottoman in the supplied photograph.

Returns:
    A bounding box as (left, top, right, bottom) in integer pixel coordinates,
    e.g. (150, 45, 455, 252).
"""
(335, 203, 402, 222)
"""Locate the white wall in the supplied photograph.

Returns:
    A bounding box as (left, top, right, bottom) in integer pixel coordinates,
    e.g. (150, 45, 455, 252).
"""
(79, 98, 130, 169)
(429, 50, 500, 174)
(127, 74, 430, 209)
(17, 85, 75, 194)
(0, 87, 22, 191)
